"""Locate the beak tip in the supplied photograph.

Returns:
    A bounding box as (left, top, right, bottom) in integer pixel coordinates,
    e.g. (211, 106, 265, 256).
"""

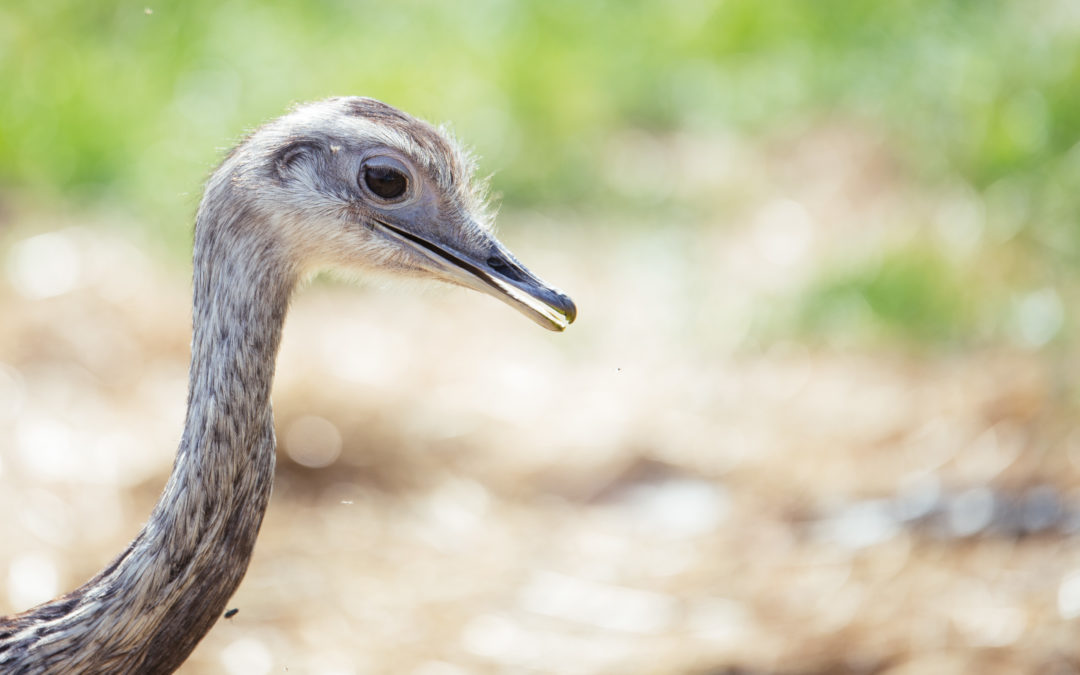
(534, 293, 576, 332)
(563, 297, 577, 326)
(553, 293, 577, 328)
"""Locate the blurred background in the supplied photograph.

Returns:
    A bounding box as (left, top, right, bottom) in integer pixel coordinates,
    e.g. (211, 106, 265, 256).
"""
(1, 1, 1079, 672)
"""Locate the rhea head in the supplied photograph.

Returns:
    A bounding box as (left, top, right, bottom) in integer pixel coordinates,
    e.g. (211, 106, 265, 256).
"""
(197, 96, 576, 331)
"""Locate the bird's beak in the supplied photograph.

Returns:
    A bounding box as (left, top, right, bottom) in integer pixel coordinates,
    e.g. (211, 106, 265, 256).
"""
(373, 218, 576, 331)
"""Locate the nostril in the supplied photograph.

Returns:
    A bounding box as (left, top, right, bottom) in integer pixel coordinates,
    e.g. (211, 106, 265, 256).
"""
(486, 255, 525, 282)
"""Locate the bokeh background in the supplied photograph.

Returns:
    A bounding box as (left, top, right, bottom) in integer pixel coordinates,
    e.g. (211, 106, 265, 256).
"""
(2, 1, 1080, 673)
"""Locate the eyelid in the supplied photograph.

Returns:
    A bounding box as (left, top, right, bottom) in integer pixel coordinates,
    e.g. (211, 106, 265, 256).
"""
(359, 153, 420, 207)
(363, 154, 410, 173)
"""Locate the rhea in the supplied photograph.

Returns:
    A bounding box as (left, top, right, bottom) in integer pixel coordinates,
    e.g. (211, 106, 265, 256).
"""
(0, 97, 575, 673)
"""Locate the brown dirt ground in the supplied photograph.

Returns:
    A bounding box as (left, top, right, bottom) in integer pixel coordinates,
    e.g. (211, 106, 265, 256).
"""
(2, 126, 1079, 674)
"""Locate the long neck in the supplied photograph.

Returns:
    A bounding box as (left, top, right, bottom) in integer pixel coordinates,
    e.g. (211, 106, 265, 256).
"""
(0, 212, 297, 674)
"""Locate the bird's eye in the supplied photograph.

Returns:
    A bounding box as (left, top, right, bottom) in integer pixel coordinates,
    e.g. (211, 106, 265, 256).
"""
(363, 165, 408, 201)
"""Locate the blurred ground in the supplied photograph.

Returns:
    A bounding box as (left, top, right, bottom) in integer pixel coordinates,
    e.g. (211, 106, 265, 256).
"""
(1, 121, 1079, 674)
(3, 3, 1080, 671)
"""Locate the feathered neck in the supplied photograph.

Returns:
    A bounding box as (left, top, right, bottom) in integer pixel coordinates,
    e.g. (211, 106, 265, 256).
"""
(0, 202, 297, 674)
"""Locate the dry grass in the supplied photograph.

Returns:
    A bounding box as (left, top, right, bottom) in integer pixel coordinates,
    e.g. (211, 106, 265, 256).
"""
(1, 126, 1079, 674)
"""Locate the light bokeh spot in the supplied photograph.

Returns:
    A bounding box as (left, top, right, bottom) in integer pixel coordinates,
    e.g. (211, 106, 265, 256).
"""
(284, 415, 342, 468)
(220, 637, 273, 675)
(8, 232, 83, 299)
(7, 552, 59, 610)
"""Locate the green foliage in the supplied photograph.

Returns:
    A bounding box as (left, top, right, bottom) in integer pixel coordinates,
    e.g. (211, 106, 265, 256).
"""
(796, 248, 977, 347)
(1, 1, 1078, 346)
(3, 2, 1078, 207)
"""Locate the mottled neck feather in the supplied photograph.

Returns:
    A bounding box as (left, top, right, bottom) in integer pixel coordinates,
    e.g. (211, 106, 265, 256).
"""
(0, 205, 298, 674)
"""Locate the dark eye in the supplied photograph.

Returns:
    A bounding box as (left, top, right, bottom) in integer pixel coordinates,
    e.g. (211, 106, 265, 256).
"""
(363, 165, 408, 200)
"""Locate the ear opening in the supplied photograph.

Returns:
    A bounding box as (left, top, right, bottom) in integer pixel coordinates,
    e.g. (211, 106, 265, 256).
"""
(271, 140, 324, 181)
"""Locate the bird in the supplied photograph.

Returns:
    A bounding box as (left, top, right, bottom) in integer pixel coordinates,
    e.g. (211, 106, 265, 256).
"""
(0, 96, 576, 674)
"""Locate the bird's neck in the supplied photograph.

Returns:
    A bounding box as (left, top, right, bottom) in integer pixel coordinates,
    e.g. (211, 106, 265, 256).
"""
(0, 217, 298, 673)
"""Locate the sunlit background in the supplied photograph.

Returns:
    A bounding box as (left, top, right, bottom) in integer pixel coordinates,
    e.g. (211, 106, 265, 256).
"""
(2, 1, 1080, 673)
